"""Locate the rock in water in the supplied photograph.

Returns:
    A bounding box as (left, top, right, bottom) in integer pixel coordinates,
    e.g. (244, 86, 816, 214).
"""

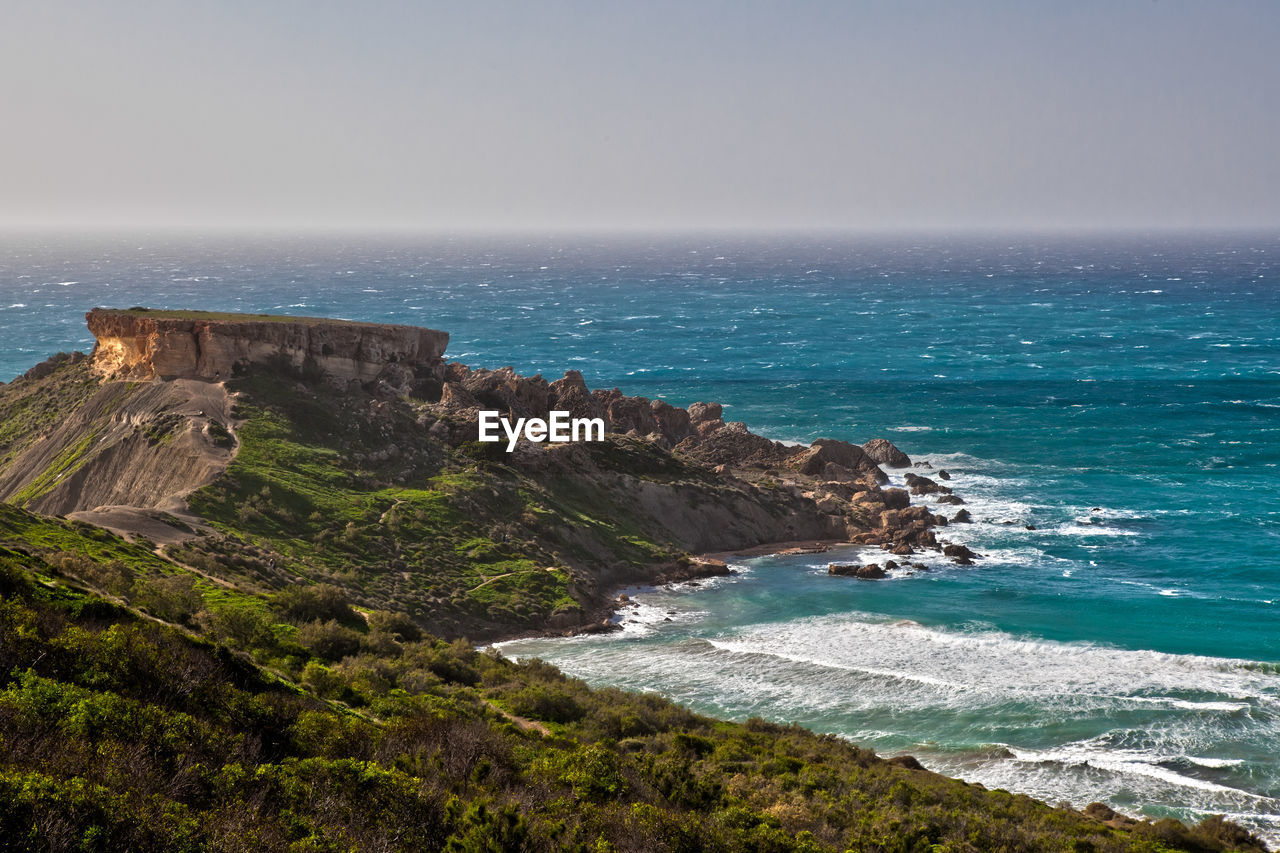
(904, 472, 952, 496)
(942, 543, 980, 565)
(862, 438, 912, 468)
(828, 563, 888, 579)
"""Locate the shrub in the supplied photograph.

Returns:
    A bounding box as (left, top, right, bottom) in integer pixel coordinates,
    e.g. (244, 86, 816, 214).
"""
(298, 619, 363, 662)
(201, 602, 274, 649)
(272, 584, 362, 628)
(135, 575, 203, 624)
(367, 610, 423, 642)
(508, 683, 584, 724)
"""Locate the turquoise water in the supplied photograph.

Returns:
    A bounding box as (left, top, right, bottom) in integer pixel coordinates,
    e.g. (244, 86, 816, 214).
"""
(3, 232, 1278, 841)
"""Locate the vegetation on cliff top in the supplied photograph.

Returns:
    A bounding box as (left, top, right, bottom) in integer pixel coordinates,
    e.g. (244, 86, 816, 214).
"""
(103, 306, 422, 326)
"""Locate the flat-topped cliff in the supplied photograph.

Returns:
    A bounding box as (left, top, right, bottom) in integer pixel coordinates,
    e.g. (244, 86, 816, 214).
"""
(86, 307, 449, 384)
(2, 308, 970, 639)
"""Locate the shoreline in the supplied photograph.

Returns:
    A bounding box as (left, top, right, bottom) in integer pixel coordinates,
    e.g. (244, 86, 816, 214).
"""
(495, 544, 1280, 851)
(565, 540, 856, 640)
(482, 540, 858, 646)
(697, 538, 851, 560)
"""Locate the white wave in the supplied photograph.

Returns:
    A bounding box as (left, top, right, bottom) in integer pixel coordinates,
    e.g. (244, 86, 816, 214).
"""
(1185, 756, 1246, 768)
(920, 740, 1280, 846)
(1074, 506, 1164, 521)
(611, 596, 708, 637)
(959, 545, 1051, 567)
(1055, 523, 1140, 537)
(1008, 745, 1266, 798)
(695, 612, 1280, 717)
(706, 638, 967, 691)
(1126, 696, 1252, 713)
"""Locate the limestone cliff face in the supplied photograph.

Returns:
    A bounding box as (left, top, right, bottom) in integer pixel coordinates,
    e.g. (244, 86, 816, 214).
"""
(86, 308, 449, 384)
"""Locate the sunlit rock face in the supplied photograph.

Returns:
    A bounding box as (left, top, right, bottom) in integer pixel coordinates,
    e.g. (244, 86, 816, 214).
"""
(86, 308, 449, 384)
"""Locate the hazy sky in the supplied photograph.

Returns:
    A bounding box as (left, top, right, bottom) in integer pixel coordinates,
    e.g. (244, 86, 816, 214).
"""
(3, 1, 1278, 231)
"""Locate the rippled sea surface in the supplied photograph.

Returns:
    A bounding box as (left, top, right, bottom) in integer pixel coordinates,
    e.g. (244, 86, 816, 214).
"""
(3, 231, 1278, 842)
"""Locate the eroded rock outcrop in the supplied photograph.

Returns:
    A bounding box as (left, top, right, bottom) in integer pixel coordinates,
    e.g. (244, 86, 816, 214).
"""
(87, 308, 448, 386)
(863, 438, 912, 468)
(828, 562, 888, 579)
(425, 362, 963, 558)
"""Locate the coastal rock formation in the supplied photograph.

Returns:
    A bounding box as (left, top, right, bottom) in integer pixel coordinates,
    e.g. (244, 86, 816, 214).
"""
(2, 310, 982, 639)
(862, 438, 912, 468)
(425, 362, 965, 556)
(86, 308, 448, 386)
(829, 562, 888, 579)
(792, 439, 888, 485)
(943, 543, 980, 565)
(905, 472, 951, 496)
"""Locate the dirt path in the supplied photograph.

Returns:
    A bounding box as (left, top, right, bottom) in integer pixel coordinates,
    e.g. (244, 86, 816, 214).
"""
(468, 566, 560, 592)
(488, 701, 550, 736)
(155, 545, 239, 590)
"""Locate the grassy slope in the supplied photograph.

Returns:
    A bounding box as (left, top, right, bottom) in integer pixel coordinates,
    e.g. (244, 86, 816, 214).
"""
(0, 357, 99, 471)
(183, 370, 691, 639)
(0, 540, 1262, 852)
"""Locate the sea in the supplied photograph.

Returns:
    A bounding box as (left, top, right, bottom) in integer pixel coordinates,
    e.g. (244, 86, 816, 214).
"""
(2, 231, 1278, 843)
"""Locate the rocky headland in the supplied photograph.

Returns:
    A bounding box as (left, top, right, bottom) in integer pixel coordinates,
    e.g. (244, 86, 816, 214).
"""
(0, 308, 978, 640)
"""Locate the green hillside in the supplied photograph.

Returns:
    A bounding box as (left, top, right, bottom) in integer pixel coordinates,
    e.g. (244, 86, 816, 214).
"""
(0, 525, 1263, 852)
